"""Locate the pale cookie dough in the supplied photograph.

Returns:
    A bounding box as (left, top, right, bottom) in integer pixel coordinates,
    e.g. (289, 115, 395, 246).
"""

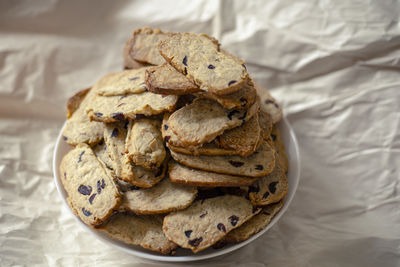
(99, 212, 177, 255)
(60, 144, 121, 226)
(162, 195, 260, 253)
(159, 32, 249, 95)
(170, 141, 275, 178)
(168, 161, 257, 187)
(168, 98, 259, 147)
(120, 178, 197, 214)
(126, 119, 166, 169)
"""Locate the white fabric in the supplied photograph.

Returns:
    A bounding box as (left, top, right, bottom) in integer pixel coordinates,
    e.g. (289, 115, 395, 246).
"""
(1, 0, 399, 266)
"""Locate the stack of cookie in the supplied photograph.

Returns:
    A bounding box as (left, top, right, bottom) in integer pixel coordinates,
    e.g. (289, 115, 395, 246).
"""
(60, 27, 289, 255)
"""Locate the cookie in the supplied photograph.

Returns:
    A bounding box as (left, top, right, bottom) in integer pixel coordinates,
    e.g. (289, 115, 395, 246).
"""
(159, 33, 249, 95)
(59, 143, 122, 226)
(103, 123, 166, 188)
(62, 87, 105, 146)
(99, 212, 177, 255)
(162, 195, 260, 253)
(145, 63, 201, 95)
(216, 113, 263, 157)
(123, 40, 152, 70)
(271, 126, 289, 172)
(255, 84, 283, 124)
(223, 201, 284, 243)
(248, 162, 288, 206)
(124, 27, 170, 67)
(168, 98, 259, 147)
(92, 141, 114, 171)
(96, 68, 150, 96)
(126, 119, 166, 169)
(66, 87, 90, 118)
(120, 178, 197, 214)
(170, 141, 276, 177)
(259, 110, 273, 138)
(168, 161, 257, 187)
(195, 79, 256, 110)
(87, 91, 178, 123)
(162, 113, 240, 156)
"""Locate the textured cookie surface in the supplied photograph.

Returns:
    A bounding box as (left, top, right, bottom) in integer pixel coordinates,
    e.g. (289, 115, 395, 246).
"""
(159, 33, 248, 95)
(126, 119, 166, 169)
(162, 195, 259, 253)
(146, 63, 200, 95)
(248, 162, 288, 206)
(224, 201, 284, 243)
(120, 178, 197, 214)
(259, 110, 273, 138)
(255, 84, 283, 124)
(99, 212, 177, 255)
(169, 161, 257, 187)
(87, 91, 178, 123)
(168, 98, 259, 146)
(125, 27, 169, 66)
(96, 68, 150, 96)
(170, 141, 276, 177)
(63, 88, 105, 146)
(66, 87, 90, 118)
(92, 141, 114, 171)
(271, 126, 289, 172)
(59, 144, 121, 226)
(216, 113, 263, 157)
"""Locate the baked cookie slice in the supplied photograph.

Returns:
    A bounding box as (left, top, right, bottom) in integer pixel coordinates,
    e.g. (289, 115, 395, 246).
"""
(92, 141, 114, 171)
(168, 98, 259, 147)
(259, 110, 273, 138)
(159, 32, 248, 95)
(223, 201, 284, 243)
(59, 143, 122, 226)
(255, 84, 283, 124)
(248, 162, 288, 206)
(120, 178, 197, 214)
(216, 113, 263, 157)
(62, 87, 105, 146)
(168, 161, 257, 187)
(126, 119, 166, 169)
(162, 195, 260, 253)
(99, 212, 177, 255)
(96, 68, 150, 96)
(145, 63, 201, 95)
(124, 27, 170, 67)
(170, 141, 275, 178)
(271, 126, 289, 173)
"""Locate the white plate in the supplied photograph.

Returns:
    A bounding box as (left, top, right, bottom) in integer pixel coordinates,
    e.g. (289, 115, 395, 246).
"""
(53, 117, 300, 262)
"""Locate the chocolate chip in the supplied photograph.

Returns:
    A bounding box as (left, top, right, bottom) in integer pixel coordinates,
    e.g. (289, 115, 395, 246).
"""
(265, 99, 279, 109)
(200, 211, 208, 218)
(229, 160, 244, 167)
(189, 237, 203, 247)
(184, 67, 188, 75)
(161, 94, 167, 98)
(117, 103, 126, 108)
(98, 140, 104, 146)
(135, 114, 145, 120)
(94, 112, 103, 117)
(63, 136, 68, 141)
(164, 124, 168, 130)
(248, 185, 260, 193)
(89, 193, 96, 204)
(263, 191, 270, 199)
(242, 64, 247, 70)
(227, 110, 240, 120)
(119, 95, 127, 100)
(208, 64, 215, 69)
(112, 112, 125, 121)
(229, 215, 239, 226)
(129, 185, 140, 190)
(77, 151, 85, 163)
(164, 136, 171, 142)
(228, 80, 237, 86)
(111, 128, 119, 137)
(217, 223, 226, 233)
(129, 76, 139, 81)
(255, 165, 264, 170)
(182, 56, 188, 66)
(101, 179, 106, 189)
(269, 181, 278, 194)
(240, 97, 247, 106)
(97, 180, 102, 194)
(271, 134, 277, 141)
(184, 230, 192, 238)
(78, 185, 92, 195)
(63, 172, 67, 180)
(82, 208, 91, 216)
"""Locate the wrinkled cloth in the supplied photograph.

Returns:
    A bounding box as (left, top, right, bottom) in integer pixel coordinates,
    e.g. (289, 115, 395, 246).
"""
(1, 0, 400, 266)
